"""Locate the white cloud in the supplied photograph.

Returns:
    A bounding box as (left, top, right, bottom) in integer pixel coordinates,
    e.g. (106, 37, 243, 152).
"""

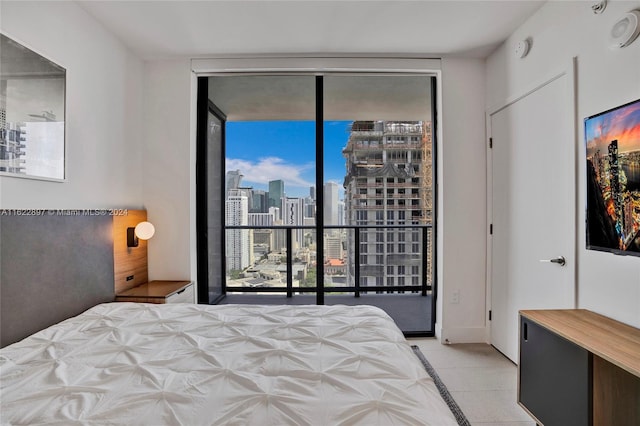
(226, 156, 315, 189)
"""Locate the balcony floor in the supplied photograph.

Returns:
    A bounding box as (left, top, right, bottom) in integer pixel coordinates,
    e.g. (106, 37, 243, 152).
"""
(219, 293, 433, 335)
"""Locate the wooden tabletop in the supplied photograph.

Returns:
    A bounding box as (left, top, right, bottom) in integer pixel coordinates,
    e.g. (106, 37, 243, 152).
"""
(116, 280, 192, 299)
(520, 309, 640, 378)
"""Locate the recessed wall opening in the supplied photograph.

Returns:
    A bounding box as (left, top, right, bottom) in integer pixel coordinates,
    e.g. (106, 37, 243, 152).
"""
(196, 72, 438, 336)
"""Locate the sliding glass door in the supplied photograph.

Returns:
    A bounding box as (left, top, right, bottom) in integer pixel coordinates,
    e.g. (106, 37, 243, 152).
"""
(196, 73, 437, 335)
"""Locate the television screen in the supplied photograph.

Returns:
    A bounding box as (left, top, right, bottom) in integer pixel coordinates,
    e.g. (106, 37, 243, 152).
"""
(585, 98, 640, 256)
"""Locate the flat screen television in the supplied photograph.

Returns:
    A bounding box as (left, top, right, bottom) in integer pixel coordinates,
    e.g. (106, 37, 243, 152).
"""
(585, 98, 640, 256)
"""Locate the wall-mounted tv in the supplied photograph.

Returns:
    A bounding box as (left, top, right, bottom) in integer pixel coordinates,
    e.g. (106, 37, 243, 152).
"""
(585, 98, 640, 256)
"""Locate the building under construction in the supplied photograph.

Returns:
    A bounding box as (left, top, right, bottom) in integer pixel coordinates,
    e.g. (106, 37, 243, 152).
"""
(342, 120, 433, 293)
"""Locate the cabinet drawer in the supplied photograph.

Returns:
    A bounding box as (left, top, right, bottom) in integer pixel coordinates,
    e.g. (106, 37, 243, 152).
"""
(166, 283, 194, 303)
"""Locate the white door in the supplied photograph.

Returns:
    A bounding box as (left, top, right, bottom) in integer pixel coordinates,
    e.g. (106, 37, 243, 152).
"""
(490, 66, 576, 363)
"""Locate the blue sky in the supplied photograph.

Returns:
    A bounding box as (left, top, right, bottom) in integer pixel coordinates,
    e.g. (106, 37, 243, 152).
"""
(225, 120, 351, 198)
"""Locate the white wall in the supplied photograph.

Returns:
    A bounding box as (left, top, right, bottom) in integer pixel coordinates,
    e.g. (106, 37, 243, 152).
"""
(144, 58, 490, 340)
(0, 1, 143, 209)
(142, 60, 197, 283)
(436, 58, 488, 343)
(487, 1, 640, 327)
(0, 2, 495, 339)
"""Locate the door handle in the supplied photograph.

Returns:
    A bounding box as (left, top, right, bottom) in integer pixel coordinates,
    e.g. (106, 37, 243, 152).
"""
(539, 256, 566, 266)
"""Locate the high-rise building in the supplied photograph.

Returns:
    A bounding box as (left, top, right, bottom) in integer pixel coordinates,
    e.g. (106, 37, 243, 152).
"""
(251, 190, 267, 213)
(283, 197, 305, 250)
(269, 206, 281, 222)
(304, 196, 316, 220)
(238, 186, 254, 212)
(249, 212, 275, 253)
(338, 200, 345, 226)
(225, 193, 252, 272)
(324, 182, 340, 227)
(608, 140, 622, 232)
(310, 186, 316, 200)
(268, 179, 284, 209)
(324, 233, 343, 261)
(248, 212, 274, 227)
(226, 170, 243, 197)
(342, 120, 432, 293)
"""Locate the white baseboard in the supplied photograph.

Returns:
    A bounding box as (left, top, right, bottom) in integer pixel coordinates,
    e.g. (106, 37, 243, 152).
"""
(434, 322, 443, 342)
(438, 326, 488, 344)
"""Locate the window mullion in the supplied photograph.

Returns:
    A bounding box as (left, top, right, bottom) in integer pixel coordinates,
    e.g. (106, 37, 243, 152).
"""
(315, 76, 325, 305)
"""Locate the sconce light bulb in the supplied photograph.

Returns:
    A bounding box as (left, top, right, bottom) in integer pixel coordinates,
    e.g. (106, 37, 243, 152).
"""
(135, 221, 155, 240)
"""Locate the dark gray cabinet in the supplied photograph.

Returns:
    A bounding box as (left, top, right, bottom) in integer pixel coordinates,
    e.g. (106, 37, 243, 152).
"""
(518, 310, 640, 426)
(519, 315, 592, 425)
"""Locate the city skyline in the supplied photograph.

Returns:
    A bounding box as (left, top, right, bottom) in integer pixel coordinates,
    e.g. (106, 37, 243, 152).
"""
(224, 120, 434, 294)
(225, 120, 351, 198)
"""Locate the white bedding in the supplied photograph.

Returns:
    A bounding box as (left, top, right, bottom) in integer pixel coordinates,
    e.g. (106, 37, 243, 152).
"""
(1, 303, 457, 425)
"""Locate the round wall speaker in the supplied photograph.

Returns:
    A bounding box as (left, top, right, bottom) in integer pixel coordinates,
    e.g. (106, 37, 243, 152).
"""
(609, 10, 640, 49)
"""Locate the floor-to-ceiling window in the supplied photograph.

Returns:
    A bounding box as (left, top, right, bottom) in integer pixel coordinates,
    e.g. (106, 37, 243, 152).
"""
(197, 72, 437, 335)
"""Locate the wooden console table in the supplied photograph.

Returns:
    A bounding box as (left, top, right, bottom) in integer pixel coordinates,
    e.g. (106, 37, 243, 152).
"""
(519, 309, 640, 426)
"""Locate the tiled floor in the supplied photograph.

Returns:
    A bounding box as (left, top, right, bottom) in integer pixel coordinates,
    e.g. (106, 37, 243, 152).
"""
(409, 337, 536, 426)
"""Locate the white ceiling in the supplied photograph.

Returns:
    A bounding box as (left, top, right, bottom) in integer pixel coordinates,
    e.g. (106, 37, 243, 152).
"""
(76, 1, 547, 60)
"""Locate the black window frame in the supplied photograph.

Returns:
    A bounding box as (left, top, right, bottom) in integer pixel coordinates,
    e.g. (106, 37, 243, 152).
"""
(196, 73, 440, 336)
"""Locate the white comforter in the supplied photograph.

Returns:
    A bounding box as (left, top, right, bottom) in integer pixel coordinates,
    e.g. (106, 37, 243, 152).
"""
(1, 303, 457, 425)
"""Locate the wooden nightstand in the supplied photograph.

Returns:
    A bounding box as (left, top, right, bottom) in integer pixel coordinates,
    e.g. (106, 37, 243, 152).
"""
(115, 280, 194, 304)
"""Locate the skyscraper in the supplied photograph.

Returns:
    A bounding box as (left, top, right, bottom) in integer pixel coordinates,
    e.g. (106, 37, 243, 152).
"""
(226, 192, 252, 272)
(324, 182, 340, 227)
(283, 197, 305, 250)
(251, 189, 267, 213)
(226, 170, 243, 197)
(342, 120, 432, 292)
(608, 140, 622, 232)
(268, 179, 284, 209)
(249, 212, 276, 252)
(304, 196, 316, 220)
(337, 200, 345, 226)
(239, 186, 254, 212)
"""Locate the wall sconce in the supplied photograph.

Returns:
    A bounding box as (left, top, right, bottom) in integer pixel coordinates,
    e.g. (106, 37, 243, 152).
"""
(127, 221, 155, 247)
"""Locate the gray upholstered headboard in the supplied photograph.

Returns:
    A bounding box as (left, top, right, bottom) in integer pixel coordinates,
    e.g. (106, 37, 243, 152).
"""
(0, 212, 115, 347)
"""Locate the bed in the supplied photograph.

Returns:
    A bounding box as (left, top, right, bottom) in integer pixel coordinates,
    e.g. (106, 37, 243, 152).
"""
(0, 303, 457, 425)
